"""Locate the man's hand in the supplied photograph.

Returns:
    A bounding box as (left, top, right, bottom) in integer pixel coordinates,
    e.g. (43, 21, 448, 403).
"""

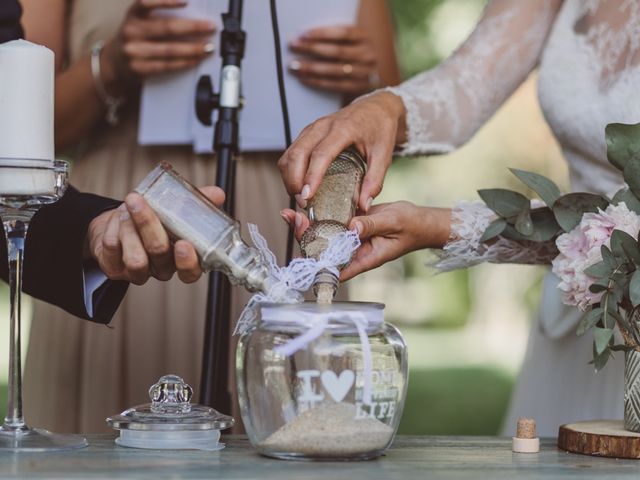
(87, 186, 225, 285)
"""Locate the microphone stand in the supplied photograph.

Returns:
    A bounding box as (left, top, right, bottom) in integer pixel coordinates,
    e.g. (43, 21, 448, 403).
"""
(194, 0, 245, 413)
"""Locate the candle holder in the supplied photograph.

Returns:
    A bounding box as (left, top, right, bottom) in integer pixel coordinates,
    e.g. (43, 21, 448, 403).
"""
(0, 158, 88, 451)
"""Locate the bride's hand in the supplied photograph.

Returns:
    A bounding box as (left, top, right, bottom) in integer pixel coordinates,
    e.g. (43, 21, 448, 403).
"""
(277, 91, 407, 212)
(280, 202, 452, 281)
(341, 202, 451, 280)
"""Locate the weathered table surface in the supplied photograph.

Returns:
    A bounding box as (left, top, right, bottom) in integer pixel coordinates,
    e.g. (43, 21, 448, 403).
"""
(1, 435, 639, 479)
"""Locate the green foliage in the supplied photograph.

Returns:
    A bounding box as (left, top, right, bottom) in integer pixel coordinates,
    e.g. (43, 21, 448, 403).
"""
(476, 122, 640, 370)
(606, 123, 640, 172)
(509, 168, 561, 207)
(478, 189, 529, 218)
(398, 367, 513, 435)
(553, 193, 609, 232)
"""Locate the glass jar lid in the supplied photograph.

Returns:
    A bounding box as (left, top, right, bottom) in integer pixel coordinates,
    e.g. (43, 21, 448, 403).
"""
(259, 301, 385, 335)
(108, 374, 233, 431)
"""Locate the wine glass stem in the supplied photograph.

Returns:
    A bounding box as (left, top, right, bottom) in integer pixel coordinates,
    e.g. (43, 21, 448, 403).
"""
(2, 217, 30, 431)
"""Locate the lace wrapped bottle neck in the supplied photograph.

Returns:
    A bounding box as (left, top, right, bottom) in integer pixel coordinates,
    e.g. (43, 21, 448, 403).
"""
(234, 224, 361, 336)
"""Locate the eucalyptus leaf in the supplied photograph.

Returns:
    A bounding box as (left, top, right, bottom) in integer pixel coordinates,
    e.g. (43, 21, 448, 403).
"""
(593, 347, 611, 372)
(630, 270, 640, 307)
(478, 189, 529, 218)
(604, 301, 620, 328)
(611, 188, 640, 215)
(589, 279, 610, 293)
(552, 193, 609, 232)
(601, 245, 618, 269)
(528, 208, 561, 242)
(584, 261, 612, 279)
(594, 327, 614, 355)
(510, 168, 562, 207)
(606, 122, 640, 171)
(624, 159, 640, 199)
(611, 229, 640, 265)
(577, 308, 603, 336)
(480, 218, 507, 243)
(515, 206, 534, 236)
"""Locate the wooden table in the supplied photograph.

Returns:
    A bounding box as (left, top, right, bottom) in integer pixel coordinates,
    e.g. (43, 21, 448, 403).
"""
(1, 435, 640, 479)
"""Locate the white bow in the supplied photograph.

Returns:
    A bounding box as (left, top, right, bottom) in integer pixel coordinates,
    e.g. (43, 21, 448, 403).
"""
(233, 223, 360, 336)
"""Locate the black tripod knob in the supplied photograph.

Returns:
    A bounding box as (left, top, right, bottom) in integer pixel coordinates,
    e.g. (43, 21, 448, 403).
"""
(195, 75, 220, 126)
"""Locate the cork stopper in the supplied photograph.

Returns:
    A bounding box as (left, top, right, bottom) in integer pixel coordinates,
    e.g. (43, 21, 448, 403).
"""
(512, 417, 539, 453)
(516, 418, 536, 439)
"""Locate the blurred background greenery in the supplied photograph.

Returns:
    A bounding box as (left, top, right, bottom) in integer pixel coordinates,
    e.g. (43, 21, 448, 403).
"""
(0, 0, 569, 435)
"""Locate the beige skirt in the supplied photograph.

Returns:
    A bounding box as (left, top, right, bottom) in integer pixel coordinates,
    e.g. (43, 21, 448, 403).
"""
(23, 132, 293, 433)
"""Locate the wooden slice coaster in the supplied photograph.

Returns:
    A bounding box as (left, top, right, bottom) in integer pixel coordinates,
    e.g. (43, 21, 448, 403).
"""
(558, 420, 640, 459)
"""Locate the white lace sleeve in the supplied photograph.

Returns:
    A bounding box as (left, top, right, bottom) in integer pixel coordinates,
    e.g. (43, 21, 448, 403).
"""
(434, 201, 559, 272)
(386, 0, 562, 155)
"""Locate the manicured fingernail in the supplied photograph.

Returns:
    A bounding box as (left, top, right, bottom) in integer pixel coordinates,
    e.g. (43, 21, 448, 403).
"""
(354, 221, 363, 236)
(120, 211, 131, 222)
(203, 42, 215, 54)
(365, 197, 373, 212)
(301, 184, 311, 200)
(295, 212, 303, 228)
(280, 211, 291, 224)
(295, 194, 307, 209)
(117, 203, 127, 212)
(289, 60, 302, 71)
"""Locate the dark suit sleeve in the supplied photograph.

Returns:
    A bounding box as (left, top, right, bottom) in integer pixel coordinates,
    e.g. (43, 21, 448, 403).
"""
(0, 0, 23, 43)
(0, 187, 129, 324)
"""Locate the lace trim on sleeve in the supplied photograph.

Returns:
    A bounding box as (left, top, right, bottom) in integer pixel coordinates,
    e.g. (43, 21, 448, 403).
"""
(387, 0, 560, 156)
(434, 201, 559, 272)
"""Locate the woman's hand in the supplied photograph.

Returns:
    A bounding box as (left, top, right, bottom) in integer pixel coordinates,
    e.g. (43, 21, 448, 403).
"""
(88, 186, 225, 285)
(278, 91, 406, 212)
(280, 201, 452, 281)
(104, 0, 215, 82)
(289, 25, 379, 96)
(343, 202, 451, 280)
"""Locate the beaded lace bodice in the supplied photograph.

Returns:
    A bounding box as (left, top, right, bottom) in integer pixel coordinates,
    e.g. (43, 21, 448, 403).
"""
(387, 0, 640, 269)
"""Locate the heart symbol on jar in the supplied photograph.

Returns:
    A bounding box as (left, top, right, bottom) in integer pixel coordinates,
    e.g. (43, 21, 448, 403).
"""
(321, 370, 355, 402)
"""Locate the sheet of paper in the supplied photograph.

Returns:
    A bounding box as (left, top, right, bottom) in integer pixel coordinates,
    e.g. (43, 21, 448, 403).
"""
(138, 0, 359, 153)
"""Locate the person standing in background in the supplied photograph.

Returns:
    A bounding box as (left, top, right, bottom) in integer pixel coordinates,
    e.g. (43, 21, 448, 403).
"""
(21, 0, 399, 433)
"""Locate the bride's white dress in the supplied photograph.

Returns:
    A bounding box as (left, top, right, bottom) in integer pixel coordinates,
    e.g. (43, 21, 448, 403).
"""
(385, 0, 640, 436)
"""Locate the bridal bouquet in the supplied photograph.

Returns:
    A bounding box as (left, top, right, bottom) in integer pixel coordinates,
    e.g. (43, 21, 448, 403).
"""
(479, 123, 640, 370)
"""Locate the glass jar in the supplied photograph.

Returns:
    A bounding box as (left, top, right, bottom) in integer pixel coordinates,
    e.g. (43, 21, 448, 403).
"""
(236, 302, 408, 460)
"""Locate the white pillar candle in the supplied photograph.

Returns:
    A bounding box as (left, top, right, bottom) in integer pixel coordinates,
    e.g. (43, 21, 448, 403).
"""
(0, 40, 54, 161)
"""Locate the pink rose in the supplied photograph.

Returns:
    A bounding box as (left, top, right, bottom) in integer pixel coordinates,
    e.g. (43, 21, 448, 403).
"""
(552, 203, 640, 310)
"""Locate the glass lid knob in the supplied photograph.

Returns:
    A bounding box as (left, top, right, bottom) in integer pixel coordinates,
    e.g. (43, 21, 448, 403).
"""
(149, 374, 193, 414)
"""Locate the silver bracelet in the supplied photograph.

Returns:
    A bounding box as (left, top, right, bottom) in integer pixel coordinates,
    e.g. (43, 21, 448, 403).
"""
(90, 41, 124, 126)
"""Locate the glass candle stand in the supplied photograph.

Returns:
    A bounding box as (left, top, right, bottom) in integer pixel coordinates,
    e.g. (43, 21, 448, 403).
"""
(0, 158, 88, 451)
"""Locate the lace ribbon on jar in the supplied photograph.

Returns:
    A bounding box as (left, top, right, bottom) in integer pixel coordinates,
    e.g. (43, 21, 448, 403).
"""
(234, 224, 360, 336)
